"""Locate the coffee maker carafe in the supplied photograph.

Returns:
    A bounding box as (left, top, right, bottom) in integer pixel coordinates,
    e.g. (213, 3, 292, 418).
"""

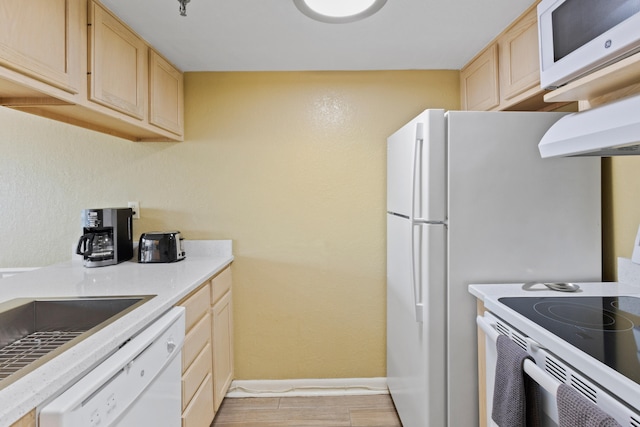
(76, 208, 133, 267)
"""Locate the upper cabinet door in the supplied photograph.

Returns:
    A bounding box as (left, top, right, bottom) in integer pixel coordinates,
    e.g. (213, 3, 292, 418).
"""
(498, 8, 540, 101)
(89, 2, 146, 120)
(149, 50, 184, 136)
(460, 44, 500, 111)
(0, 0, 81, 94)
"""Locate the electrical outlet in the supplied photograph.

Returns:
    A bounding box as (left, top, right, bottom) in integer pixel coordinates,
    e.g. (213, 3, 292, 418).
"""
(128, 201, 140, 219)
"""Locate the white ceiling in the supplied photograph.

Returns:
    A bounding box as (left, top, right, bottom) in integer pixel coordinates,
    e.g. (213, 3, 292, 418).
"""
(100, 0, 538, 72)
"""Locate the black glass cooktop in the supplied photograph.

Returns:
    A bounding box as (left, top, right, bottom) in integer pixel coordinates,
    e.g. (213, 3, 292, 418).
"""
(498, 296, 640, 385)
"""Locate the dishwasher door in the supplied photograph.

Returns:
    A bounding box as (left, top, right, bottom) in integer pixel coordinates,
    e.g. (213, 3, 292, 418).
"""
(40, 307, 185, 427)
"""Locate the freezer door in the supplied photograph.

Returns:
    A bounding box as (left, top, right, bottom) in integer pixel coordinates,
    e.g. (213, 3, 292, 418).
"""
(387, 109, 446, 221)
(387, 213, 446, 427)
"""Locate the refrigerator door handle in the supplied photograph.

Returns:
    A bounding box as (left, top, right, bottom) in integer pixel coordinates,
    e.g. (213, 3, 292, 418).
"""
(411, 222, 424, 323)
(411, 123, 425, 323)
(411, 122, 424, 221)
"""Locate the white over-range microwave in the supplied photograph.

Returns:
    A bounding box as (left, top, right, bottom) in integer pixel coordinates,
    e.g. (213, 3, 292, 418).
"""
(538, 0, 640, 90)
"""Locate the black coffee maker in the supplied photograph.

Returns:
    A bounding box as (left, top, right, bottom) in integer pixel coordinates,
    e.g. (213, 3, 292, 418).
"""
(76, 208, 133, 267)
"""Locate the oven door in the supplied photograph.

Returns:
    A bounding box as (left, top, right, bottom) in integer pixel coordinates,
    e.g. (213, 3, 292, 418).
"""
(478, 313, 559, 426)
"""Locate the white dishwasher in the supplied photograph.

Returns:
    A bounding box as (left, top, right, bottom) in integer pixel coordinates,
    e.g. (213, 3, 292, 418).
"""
(40, 307, 185, 427)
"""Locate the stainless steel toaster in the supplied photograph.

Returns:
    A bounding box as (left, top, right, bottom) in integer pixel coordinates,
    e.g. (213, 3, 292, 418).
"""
(138, 231, 185, 263)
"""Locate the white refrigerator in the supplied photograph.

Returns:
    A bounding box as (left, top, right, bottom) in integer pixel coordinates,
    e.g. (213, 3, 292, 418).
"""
(386, 110, 602, 427)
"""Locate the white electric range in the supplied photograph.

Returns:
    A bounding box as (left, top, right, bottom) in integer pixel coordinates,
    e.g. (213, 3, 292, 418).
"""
(470, 282, 640, 427)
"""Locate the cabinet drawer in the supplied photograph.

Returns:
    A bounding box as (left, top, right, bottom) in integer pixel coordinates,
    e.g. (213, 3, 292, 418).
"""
(180, 283, 211, 332)
(182, 341, 212, 411)
(182, 373, 214, 427)
(211, 267, 232, 305)
(182, 312, 211, 372)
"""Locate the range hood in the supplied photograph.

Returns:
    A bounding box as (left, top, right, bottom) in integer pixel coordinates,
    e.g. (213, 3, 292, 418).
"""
(539, 93, 640, 158)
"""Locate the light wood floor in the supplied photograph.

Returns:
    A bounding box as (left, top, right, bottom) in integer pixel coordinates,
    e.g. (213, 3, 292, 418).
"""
(211, 394, 402, 427)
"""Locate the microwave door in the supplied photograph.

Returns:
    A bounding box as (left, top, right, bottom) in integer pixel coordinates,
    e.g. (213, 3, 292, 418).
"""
(538, 0, 640, 89)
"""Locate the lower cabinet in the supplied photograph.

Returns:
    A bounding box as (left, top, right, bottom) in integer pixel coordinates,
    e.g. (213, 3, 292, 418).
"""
(9, 410, 35, 427)
(177, 265, 233, 427)
(211, 269, 233, 411)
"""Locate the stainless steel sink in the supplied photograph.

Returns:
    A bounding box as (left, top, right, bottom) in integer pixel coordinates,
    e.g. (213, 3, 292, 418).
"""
(0, 295, 154, 389)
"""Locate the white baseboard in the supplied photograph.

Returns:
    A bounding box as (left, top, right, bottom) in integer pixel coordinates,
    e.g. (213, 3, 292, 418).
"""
(226, 377, 388, 398)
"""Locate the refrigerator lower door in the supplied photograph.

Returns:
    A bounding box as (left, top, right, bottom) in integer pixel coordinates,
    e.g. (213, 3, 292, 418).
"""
(387, 213, 446, 427)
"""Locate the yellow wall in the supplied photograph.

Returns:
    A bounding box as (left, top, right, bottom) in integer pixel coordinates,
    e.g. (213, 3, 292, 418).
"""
(603, 157, 640, 280)
(0, 70, 460, 379)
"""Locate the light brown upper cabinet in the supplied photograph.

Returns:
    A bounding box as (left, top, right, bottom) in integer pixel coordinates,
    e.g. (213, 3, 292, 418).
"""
(460, 45, 500, 111)
(149, 50, 184, 135)
(460, 1, 553, 111)
(0, 0, 184, 142)
(0, 0, 82, 95)
(498, 7, 540, 102)
(89, 2, 147, 120)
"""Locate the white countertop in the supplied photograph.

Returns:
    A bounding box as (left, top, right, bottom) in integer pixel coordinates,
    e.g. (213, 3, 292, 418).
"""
(0, 240, 233, 427)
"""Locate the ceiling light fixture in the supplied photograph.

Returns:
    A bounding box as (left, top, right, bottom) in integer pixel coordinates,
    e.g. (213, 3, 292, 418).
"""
(293, 0, 387, 24)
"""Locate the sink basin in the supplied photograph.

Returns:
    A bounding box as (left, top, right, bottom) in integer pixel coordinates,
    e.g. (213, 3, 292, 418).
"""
(0, 295, 154, 389)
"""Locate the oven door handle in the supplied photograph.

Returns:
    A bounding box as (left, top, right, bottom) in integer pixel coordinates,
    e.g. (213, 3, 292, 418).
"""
(476, 315, 560, 397)
(476, 315, 500, 343)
